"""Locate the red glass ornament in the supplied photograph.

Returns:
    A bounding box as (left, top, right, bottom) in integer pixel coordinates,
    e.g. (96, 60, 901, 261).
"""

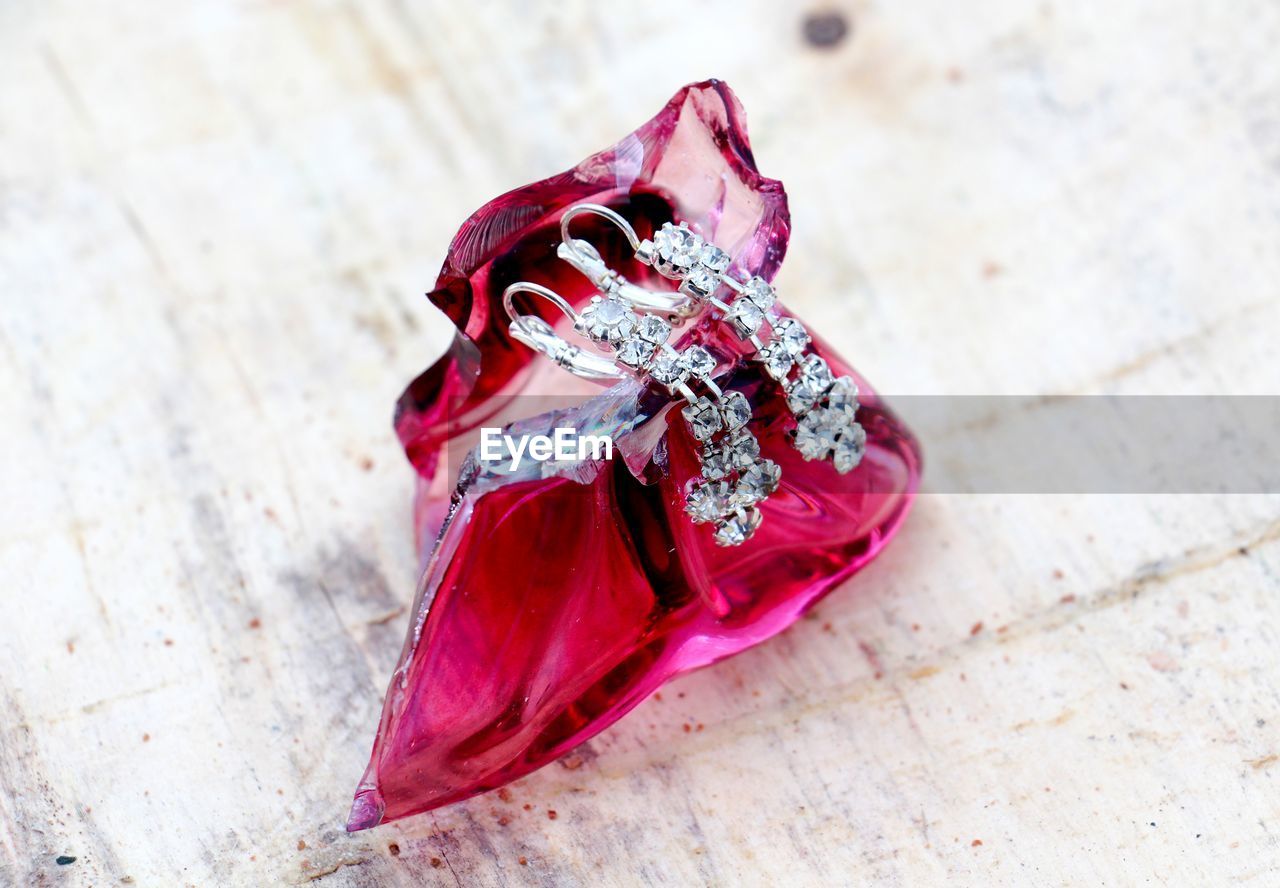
(347, 80, 922, 831)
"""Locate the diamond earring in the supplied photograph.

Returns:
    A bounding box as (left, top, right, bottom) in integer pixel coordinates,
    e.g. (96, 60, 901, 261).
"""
(557, 204, 867, 474)
(503, 282, 779, 546)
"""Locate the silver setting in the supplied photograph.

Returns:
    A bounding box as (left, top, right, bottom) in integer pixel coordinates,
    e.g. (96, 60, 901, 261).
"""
(786, 376, 822, 415)
(720, 428, 761, 470)
(685, 480, 733, 524)
(758, 343, 795, 381)
(558, 204, 698, 319)
(682, 397, 723, 442)
(650, 222, 704, 277)
(555, 204, 865, 475)
(615, 313, 671, 370)
(713, 507, 762, 547)
(700, 443, 732, 480)
(795, 408, 844, 461)
(578, 295, 639, 345)
(826, 376, 859, 417)
(504, 272, 776, 546)
(544, 200, 874, 538)
(773, 317, 811, 357)
(558, 203, 866, 475)
(720, 391, 752, 432)
(725, 297, 766, 338)
(832, 424, 867, 474)
(682, 265, 721, 301)
(648, 347, 690, 394)
(742, 277, 777, 310)
(681, 345, 716, 378)
(734, 459, 781, 506)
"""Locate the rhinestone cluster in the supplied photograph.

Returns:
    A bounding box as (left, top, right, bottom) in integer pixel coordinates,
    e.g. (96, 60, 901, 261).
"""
(637, 222, 866, 475)
(682, 405, 780, 547)
(575, 292, 776, 546)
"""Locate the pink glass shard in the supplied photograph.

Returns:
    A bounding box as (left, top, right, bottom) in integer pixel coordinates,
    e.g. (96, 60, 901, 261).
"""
(348, 80, 922, 831)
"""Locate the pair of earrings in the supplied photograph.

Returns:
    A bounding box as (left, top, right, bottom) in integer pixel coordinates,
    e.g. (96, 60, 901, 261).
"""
(563, 205, 867, 475)
(503, 204, 865, 545)
(503, 275, 778, 547)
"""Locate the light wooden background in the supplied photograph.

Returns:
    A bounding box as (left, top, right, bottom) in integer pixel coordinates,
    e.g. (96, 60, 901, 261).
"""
(3, 1, 1279, 885)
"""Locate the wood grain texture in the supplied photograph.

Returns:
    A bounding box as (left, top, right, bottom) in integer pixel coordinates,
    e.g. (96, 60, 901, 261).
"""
(3, 0, 1280, 884)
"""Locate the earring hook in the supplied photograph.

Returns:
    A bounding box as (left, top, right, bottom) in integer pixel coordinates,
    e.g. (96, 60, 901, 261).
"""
(502, 282, 623, 382)
(559, 203, 641, 251)
(558, 204, 698, 319)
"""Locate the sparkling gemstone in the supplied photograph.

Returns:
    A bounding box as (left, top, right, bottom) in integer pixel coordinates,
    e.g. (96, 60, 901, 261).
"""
(734, 459, 781, 505)
(742, 276, 777, 310)
(683, 265, 721, 300)
(700, 243, 731, 273)
(595, 299, 626, 324)
(832, 423, 867, 474)
(637, 314, 671, 345)
(773, 317, 810, 357)
(655, 223, 703, 270)
(720, 391, 752, 431)
(680, 345, 716, 379)
(722, 428, 760, 469)
(826, 376, 859, 417)
(648, 349, 689, 392)
(725, 297, 765, 337)
(360, 80, 923, 831)
(714, 507, 762, 547)
(616, 335, 656, 368)
(682, 396, 723, 441)
(798, 354, 833, 392)
(700, 444, 731, 480)
(786, 378, 821, 415)
(757, 344, 794, 381)
(581, 297, 638, 345)
(685, 480, 732, 523)
(795, 408, 844, 460)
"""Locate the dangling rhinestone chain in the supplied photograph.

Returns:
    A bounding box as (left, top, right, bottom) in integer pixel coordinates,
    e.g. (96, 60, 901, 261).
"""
(635, 222, 866, 474)
(575, 293, 779, 546)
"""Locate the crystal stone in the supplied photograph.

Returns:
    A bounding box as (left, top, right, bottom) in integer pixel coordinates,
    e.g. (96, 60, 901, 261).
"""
(795, 408, 845, 460)
(700, 444, 731, 480)
(735, 460, 781, 505)
(682, 396, 723, 441)
(680, 345, 716, 379)
(742, 276, 777, 310)
(700, 243, 731, 273)
(683, 265, 721, 300)
(726, 297, 765, 337)
(757, 344, 794, 381)
(581, 297, 638, 345)
(648, 348, 689, 392)
(721, 428, 761, 469)
(685, 480, 733, 523)
(826, 376, 859, 417)
(833, 423, 867, 474)
(616, 335, 656, 369)
(714, 507, 762, 547)
(637, 314, 671, 345)
(798, 355, 834, 392)
(773, 317, 811, 357)
(720, 391, 752, 431)
(786, 377, 822, 415)
(655, 223, 704, 273)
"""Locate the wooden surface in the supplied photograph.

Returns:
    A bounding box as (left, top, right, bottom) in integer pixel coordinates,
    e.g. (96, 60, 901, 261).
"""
(3, 1, 1280, 884)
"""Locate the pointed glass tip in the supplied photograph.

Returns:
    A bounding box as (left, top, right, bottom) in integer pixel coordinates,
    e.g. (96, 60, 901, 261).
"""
(345, 789, 385, 832)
